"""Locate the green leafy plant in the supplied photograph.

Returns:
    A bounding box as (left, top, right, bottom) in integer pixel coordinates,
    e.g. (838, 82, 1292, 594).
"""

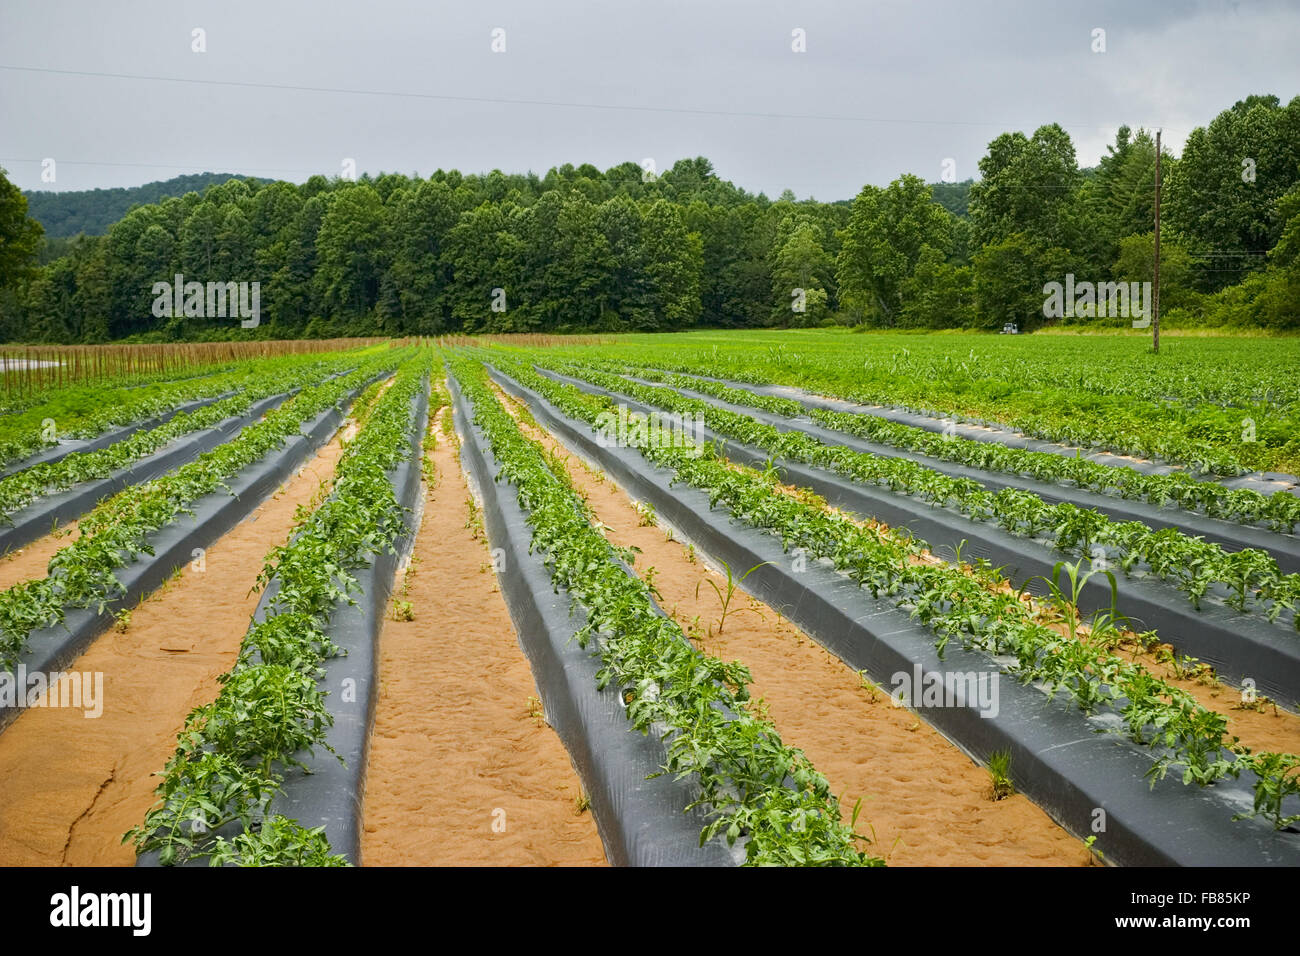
(987, 749, 1015, 800)
(1233, 751, 1300, 831)
(1030, 559, 1123, 644)
(491, 354, 1283, 807)
(635, 500, 657, 527)
(125, 350, 435, 866)
(2, 351, 414, 674)
(209, 816, 349, 867)
(696, 559, 771, 635)
(451, 354, 876, 866)
(545, 358, 1300, 632)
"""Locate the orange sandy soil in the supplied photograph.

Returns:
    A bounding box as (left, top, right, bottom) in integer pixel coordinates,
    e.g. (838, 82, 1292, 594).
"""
(1112, 639, 1300, 756)
(813, 488, 1300, 758)
(728, 437, 1300, 761)
(359, 402, 606, 866)
(492, 384, 1092, 867)
(0, 379, 388, 593)
(0, 414, 358, 866)
(0, 519, 81, 592)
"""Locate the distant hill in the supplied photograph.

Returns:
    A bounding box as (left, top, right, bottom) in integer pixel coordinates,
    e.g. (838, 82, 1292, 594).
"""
(24, 172, 262, 238)
(929, 179, 973, 217)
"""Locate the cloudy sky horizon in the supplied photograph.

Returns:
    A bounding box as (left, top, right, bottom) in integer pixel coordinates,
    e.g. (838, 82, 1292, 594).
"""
(2, 0, 1297, 201)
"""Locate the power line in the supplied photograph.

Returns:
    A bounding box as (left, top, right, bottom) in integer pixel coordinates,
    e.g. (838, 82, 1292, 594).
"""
(1, 63, 1192, 193)
(0, 63, 1187, 136)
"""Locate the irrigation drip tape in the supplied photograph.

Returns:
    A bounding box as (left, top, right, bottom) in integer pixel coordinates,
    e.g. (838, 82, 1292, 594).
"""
(449, 372, 736, 867)
(638, 375, 1300, 575)
(0, 392, 235, 480)
(675, 370, 1300, 495)
(546, 368, 1300, 708)
(0, 381, 375, 738)
(0, 390, 300, 558)
(489, 363, 1300, 868)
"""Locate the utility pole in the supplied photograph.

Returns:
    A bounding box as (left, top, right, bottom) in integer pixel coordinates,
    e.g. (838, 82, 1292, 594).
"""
(1153, 128, 1161, 354)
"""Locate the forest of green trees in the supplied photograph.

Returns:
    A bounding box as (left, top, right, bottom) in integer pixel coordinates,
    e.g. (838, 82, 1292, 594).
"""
(1, 93, 1297, 342)
(23, 172, 256, 242)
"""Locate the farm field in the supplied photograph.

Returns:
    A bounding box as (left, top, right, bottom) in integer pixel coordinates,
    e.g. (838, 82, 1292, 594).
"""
(0, 331, 1297, 868)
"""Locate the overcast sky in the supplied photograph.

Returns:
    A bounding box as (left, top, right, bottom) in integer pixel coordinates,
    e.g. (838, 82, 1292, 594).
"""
(2, 0, 1297, 200)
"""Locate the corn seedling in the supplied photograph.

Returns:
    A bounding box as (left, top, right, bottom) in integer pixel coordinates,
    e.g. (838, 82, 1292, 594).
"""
(642, 566, 663, 602)
(696, 559, 771, 634)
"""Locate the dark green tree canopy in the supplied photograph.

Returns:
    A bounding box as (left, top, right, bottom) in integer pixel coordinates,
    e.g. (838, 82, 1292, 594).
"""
(0, 168, 44, 291)
(5, 90, 1299, 342)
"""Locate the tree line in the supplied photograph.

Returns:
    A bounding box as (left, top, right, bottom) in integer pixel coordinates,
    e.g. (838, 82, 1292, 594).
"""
(1, 92, 1297, 342)
(25, 172, 256, 243)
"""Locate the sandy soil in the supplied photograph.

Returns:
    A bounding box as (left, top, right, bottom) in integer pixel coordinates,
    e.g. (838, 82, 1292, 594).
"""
(0, 378, 387, 593)
(751, 454, 1300, 759)
(492, 385, 1092, 867)
(1113, 638, 1300, 755)
(0, 420, 354, 866)
(359, 402, 606, 866)
(0, 520, 81, 591)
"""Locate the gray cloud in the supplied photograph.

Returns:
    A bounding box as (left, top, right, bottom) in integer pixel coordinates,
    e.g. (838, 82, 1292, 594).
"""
(2, 0, 1296, 199)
